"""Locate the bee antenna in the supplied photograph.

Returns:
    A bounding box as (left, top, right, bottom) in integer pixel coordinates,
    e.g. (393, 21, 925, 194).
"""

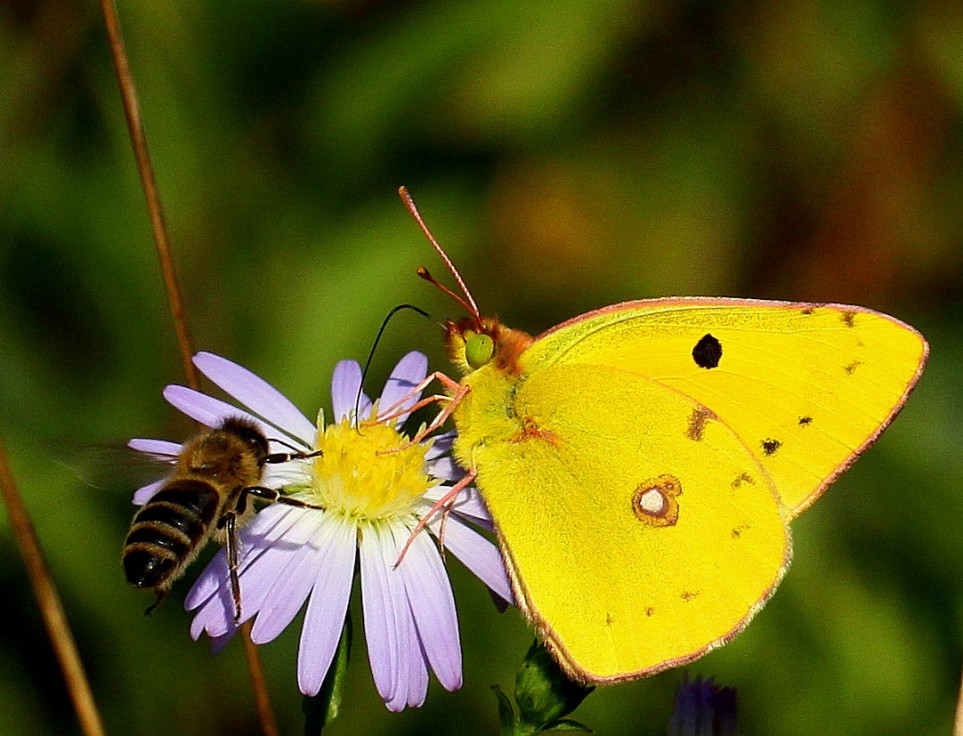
(356, 303, 438, 424)
(399, 186, 482, 328)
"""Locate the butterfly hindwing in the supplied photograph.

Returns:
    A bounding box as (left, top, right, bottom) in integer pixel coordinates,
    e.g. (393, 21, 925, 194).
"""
(456, 361, 790, 683)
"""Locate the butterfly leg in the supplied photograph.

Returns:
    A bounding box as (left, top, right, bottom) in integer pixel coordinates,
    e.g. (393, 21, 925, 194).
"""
(373, 370, 462, 422)
(372, 371, 469, 453)
(433, 497, 457, 562)
(393, 467, 477, 568)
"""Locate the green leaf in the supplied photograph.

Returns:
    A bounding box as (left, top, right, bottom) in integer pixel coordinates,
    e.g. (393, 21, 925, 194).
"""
(493, 685, 519, 736)
(515, 641, 594, 729)
(541, 718, 594, 732)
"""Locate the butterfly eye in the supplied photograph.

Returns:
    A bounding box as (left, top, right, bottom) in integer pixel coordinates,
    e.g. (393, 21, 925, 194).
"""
(465, 332, 495, 369)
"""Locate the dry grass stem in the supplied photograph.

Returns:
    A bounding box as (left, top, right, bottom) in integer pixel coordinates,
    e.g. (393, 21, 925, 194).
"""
(98, 0, 198, 392)
(0, 435, 107, 736)
(97, 1, 279, 733)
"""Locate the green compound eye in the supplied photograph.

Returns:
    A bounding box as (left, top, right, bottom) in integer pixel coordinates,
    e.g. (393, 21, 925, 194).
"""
(465, 332, 495, 370)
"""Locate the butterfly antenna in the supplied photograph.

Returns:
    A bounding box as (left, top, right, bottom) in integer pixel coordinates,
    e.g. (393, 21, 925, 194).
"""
(356, 303, 437, 422)
(416, 267, 474, 315)
(398, 186, 482, 326)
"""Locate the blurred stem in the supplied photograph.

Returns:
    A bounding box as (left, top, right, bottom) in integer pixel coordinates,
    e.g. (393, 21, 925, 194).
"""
(241, 620, 278, 736)
(97, 2, 278, 734)
(0, 435, 107, 736)
(98, 0, 198, 392)
(954, 667, 963, 736)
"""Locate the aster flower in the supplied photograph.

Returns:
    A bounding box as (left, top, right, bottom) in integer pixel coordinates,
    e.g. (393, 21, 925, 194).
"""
(129, 350, 512, 711)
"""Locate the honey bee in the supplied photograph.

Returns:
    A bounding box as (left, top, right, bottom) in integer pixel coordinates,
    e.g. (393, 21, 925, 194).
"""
(123, 416, 321, 619)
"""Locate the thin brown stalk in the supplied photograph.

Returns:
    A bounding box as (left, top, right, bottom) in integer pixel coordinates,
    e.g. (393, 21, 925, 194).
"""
(241, 621, 279, 736)
(98, 0, 198, 392)
(97, 2, 278, 734)
(0, 436, 107, 736)
(954, 667, 963, 736)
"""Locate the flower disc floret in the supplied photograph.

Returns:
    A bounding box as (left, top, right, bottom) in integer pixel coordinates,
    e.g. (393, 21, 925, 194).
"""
(309, 415, 433, 522)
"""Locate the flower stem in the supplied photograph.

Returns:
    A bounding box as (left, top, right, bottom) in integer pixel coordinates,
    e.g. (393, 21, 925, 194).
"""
(0, 435, 107, 736)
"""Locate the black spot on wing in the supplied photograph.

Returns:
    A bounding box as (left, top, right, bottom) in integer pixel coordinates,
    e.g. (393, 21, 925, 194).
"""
(843, 361, 862, 375)
(692, 334, 722, 369)
(841, 311, 856, 327)
(798, 415, 813, 426)
(761, 438, 782, 456)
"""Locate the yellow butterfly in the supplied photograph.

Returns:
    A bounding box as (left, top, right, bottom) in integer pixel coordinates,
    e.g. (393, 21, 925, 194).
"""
(400, 188, 928, 685)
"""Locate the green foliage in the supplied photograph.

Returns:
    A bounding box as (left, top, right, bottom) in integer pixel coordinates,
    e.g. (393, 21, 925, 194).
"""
(495, 641, 594, 735)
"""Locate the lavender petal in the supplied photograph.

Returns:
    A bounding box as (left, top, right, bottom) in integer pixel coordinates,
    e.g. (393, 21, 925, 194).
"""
(360, 525, 401, 703)
(331, 360, 372, 423)
(379, 351, 428, 424)
(132, 479, 166, 505)
(194, 352, 316, 445)
(401, 530, 462, 691)
(430, 515, 513, 605)
(128, 438, 181, 457)
(297, 517, 357, 696)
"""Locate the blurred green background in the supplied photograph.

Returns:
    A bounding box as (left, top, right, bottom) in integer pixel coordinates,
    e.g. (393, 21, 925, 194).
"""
(1, 0, 961, 734)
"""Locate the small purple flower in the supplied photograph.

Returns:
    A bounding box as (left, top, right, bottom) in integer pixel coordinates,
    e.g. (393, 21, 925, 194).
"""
(130, 351, 513, 711)
(667, 674, 737, 736)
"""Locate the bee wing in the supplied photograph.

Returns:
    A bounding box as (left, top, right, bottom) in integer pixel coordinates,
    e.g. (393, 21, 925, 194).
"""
(126, 438, 181, 504)
(50, 439, 178, 502)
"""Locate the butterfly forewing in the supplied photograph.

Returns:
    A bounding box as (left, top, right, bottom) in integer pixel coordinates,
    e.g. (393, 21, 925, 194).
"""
(527, 298, 928, 516)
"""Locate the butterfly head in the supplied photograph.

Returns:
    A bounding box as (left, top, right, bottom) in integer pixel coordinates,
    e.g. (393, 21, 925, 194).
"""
(397, 187, 534, 375)
(445, 316, 533, 377)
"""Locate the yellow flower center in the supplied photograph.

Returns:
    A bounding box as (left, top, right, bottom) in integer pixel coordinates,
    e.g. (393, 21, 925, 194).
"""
(307, 415, 434, 523)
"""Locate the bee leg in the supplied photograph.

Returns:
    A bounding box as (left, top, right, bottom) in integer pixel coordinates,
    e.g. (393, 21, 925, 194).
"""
(275, 495, 325, 511)
(144, 590, 167, 617)
(223, 512, 243, 622)
(240, 485, 326, 511)
(262, 448, 323, 465)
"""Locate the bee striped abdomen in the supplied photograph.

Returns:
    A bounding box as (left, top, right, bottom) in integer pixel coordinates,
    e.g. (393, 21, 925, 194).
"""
(123, 479, 221, 589)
